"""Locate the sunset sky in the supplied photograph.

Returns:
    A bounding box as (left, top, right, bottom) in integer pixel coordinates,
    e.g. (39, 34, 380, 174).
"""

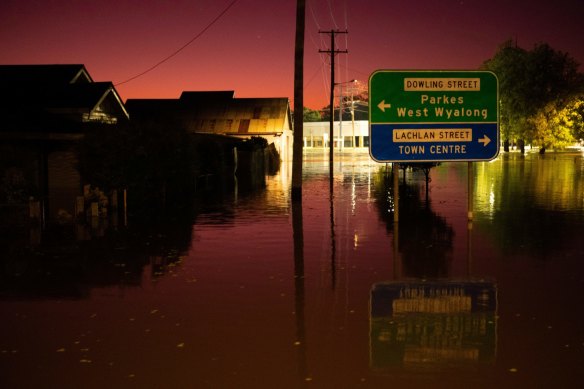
(1, 0, 583, 110)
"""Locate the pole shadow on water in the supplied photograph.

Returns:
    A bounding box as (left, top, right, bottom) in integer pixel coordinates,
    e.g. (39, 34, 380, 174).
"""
(292, 198, 307, 381)
(329, 170, 336, 289)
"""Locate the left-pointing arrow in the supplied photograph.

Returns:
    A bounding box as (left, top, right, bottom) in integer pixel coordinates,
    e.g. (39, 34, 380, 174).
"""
(377, 100, 391, 112)
(478, 135, 491, 147)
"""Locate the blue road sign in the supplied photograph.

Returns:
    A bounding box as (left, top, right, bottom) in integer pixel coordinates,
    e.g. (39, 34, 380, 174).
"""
(369, 70, 499, 162)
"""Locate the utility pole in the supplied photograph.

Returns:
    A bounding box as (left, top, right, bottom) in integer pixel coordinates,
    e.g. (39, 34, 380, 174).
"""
(319, 29, 348, 171)
(291, 0, 306, 201)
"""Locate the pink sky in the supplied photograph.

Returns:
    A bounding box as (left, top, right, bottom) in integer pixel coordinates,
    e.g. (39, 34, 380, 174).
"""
(1, 0, 583, 109)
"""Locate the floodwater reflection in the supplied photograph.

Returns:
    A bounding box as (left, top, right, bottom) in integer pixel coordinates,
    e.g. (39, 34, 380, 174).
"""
(0, 220, 193, 299)
(370, 280, 497, 370)
(1, 149, 583, 388)
(374, 170, 455, 278)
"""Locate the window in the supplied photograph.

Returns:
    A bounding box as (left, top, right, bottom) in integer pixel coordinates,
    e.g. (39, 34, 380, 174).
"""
(239, 119, 250, 133)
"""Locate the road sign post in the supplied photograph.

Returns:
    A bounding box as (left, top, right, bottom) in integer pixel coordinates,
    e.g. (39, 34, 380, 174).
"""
(369, 70, 499, 162)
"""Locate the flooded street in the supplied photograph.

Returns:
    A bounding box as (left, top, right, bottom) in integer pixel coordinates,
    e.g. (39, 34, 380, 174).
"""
(1, 149, 584, 388)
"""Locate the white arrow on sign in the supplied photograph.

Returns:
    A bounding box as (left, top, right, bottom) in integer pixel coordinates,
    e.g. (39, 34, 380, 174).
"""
(377, 100, 391, 112)
(478, 135, 491, 146)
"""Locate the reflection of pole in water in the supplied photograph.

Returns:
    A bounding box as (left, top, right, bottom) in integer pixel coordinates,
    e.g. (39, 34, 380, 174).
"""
(233, 147, 238, 203)
(292, 199, 307, 379)
(393, 221, 401, 280)
(467, 220, 473, 276)
(467, 161, 473, 275)
(393, 163, 399, 223)
(468, 161, 474, 221)
(330, 175, 336, 289)
(123, 189, 128, 227)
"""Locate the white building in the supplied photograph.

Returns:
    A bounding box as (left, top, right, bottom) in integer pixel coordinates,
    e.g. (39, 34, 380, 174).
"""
(302, 120, 369, 149)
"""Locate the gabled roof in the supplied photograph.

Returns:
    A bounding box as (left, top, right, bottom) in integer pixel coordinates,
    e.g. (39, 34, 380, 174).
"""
(44, 82, 128, 116)
(0, 64, 92, 85)
(0, 64, 128, 133)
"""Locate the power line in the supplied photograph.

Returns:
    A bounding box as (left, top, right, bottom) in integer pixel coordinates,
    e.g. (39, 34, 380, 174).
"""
(319, 29, 348, 166)
(327, 0, 339, 29)
(308, 1, 334, 104)
(342, 0, 350, 92)
(305, 62, 326, 88)
(115, 0, 239, 86)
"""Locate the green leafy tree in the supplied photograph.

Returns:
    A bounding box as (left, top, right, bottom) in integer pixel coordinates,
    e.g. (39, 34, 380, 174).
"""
(530, 103, 575, 151)
(563, 96, 584, 141)
(302, 107, 322, 122)
(481, 41, 528, 148)
(482, 40, 584, 152)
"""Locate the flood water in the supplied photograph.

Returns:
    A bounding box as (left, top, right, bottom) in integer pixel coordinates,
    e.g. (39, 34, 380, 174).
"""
(1, 149, 584, 388)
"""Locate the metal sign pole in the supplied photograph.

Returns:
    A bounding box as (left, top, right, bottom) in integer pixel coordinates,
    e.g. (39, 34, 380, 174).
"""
(468, 161, 474, 221)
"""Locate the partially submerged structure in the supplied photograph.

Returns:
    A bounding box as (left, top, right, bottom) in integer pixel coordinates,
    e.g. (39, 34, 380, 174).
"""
(0, 64, 128, 223)
(1, 65, 291, 226)
(126, 91, 292, 162)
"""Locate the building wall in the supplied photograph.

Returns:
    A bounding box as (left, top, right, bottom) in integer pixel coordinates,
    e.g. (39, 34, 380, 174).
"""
(303, 120, 370, 148)
(47, 150, 80, 221)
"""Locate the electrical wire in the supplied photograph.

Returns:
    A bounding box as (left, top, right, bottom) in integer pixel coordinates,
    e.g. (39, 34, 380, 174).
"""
(327, 0, 339, 29)
(343, 0, 350, 87)
(305, 62, 326, 88)
(308, 0, 333, 105)
(115, 0, 239, 86)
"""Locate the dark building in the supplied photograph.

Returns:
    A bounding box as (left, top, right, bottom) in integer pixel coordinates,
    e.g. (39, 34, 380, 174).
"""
(126, 91, 292, 162)
(0, 64, 128, 223)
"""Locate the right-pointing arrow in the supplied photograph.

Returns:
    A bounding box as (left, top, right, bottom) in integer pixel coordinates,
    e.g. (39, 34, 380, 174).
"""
(478, 135, 491, 147)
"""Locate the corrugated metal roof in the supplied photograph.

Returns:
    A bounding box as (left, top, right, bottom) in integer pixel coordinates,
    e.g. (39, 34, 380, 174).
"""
(127, 92, 292, 136)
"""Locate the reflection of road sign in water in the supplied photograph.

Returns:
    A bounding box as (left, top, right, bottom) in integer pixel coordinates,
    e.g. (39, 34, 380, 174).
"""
(369, 70, 499, 162)
(370, 281, 497, 369)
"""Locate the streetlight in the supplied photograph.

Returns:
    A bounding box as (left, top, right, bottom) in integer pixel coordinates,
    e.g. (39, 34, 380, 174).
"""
(335, 79, 357, 149)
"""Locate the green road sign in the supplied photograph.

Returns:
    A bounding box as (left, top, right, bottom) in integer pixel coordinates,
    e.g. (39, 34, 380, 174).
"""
(369, 70, 499, 162)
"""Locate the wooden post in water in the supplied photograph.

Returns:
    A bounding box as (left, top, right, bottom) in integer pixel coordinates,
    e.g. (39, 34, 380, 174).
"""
(123, 189, 128, 226)
(110, 189, 118, 211)
(75, 196, 85, 220)
(29, 197, 41, 221)
(393, 219, 400, 279)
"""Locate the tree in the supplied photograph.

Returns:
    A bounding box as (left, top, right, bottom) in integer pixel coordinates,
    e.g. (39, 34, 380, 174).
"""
(527, 95, 584, 152)
(302, 107, 322, 122)
(482, 41, 528, 149)
(482, 40, 584, 152)
(561, 96, 584, 142)
(530, 102, 575, 151)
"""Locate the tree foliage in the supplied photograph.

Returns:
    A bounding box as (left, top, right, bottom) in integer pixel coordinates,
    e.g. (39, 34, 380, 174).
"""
(482, 40, 584, 150)
(302, 107, 322, 122)
(562, 97, 584, 141)
(530, 102, 575, 150)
